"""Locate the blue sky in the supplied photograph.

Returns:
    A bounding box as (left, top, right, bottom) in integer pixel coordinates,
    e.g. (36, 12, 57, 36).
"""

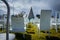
(0, 0, 60, 15)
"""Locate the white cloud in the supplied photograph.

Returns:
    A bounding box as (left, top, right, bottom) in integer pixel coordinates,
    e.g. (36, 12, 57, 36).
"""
(0, 0, 54, 15)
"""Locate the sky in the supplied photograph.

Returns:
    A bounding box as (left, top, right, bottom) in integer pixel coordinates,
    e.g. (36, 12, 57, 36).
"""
(0, 0, 60, 15)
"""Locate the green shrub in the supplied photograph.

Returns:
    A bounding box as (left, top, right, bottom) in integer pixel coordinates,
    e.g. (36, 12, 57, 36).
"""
(50, 28, 56, 34)
(15, 33, 25, 40)
(39, 32, 48, 40)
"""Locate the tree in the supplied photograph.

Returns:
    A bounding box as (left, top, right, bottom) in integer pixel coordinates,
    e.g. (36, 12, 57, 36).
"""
(36, 14, 40, 19)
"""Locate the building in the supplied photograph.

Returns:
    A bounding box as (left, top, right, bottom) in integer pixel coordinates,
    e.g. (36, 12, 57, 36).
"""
(11, 14, 25, 32)
(0, 15, 4, 28)
(51, 11, 60, 29)
(0, 14, 11, 30)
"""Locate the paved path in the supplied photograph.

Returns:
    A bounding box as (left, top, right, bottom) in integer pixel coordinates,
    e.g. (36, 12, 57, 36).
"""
(0, 33, 15, 40)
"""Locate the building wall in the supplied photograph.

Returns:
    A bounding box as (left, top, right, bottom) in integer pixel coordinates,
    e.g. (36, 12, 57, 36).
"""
(11, 16, 25, 32)
(0, 15, 4, 28)
(50, 11, 60, 29)
(40, 10, 51, 31)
